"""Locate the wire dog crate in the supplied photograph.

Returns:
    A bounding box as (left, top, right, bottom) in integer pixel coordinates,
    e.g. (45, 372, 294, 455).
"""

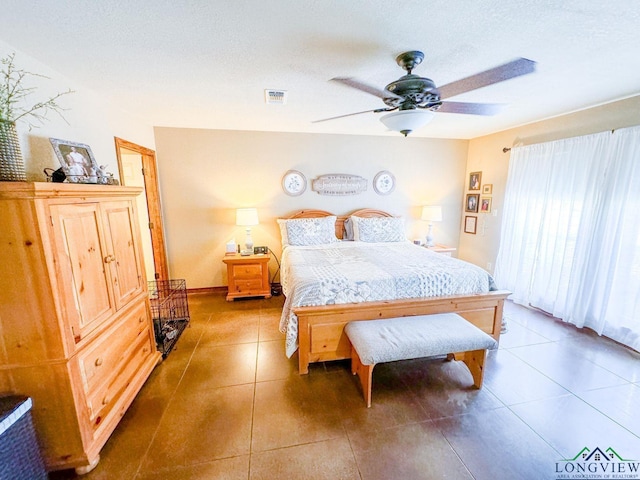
(148, 279, 190, 358)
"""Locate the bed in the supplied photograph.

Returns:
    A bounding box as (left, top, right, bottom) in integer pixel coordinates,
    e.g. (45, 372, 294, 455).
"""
(278, 209, 510, 374)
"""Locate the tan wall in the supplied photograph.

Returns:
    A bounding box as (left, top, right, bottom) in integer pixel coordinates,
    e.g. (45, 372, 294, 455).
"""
(154, 128, 469, 288)
(460, 94, 640, 272)
(1, 39, 155, 182)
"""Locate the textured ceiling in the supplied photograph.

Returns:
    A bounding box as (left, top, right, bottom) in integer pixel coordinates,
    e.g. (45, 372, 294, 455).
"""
(1, 0, 639, 139)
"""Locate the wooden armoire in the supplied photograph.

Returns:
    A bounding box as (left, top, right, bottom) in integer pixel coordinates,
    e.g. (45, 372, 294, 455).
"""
(0, 182, 161, 473)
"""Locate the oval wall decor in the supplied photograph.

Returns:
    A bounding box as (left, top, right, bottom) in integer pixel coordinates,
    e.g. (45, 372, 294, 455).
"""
(311, 174, 367, 196)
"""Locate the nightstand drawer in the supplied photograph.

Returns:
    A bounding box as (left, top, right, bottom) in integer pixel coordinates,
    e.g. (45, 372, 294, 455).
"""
(231, 264, 262, 279)
(234, 279, 265, 293)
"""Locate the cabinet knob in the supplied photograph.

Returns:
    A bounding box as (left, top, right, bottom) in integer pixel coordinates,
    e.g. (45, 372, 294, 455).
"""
(104, 255, 115, 264)
(102, 396, 109, 405)
(95, 357, 103, 367)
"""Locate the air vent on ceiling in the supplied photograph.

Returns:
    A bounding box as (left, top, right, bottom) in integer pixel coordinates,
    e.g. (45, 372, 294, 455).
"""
(265, 89, 287, 105)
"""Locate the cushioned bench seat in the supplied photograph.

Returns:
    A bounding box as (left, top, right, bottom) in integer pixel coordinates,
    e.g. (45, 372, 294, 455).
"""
(345, 313, 498, 407)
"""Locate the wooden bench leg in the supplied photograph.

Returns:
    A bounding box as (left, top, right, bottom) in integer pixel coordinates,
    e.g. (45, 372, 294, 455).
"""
(453, 349, 487, 388)
(351, 346, 374, 408)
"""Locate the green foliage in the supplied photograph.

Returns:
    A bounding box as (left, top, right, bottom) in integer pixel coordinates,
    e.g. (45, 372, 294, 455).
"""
(0, 52, 73, 129)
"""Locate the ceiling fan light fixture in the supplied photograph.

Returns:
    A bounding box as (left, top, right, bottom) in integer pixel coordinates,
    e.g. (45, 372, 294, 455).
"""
(380, 109, 435, 136)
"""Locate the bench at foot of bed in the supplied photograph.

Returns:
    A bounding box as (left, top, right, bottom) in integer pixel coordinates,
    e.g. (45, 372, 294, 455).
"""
(344, 312, 498, 407)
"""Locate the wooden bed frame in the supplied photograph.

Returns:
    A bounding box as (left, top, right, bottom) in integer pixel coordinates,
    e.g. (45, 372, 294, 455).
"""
(285, 209, 510, 374)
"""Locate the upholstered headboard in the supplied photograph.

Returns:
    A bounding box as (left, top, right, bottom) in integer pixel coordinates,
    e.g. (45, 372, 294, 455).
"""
(287, 208, 393, 240)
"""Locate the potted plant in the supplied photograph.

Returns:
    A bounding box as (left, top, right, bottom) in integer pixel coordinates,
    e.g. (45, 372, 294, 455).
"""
(0, 52, 72, 181)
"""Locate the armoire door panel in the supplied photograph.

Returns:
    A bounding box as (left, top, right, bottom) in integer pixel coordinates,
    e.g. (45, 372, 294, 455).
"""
(102, 201, 145, 309)
(50, 203, 114, 343)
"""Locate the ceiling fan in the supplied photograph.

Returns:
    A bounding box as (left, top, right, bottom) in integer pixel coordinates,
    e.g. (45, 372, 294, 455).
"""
(314, 51, 536, 136)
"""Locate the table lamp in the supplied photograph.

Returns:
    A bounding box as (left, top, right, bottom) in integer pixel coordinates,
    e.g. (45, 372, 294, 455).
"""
(421, 205, 442, 247)
(236, 208, 259, 254)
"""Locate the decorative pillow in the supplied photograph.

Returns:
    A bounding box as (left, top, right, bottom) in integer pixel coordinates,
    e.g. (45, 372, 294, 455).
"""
(351, 216, 406, 242)
(277, 216, 339, 246)
(343, 217, 354, 241)
(277, 219, 290, 246)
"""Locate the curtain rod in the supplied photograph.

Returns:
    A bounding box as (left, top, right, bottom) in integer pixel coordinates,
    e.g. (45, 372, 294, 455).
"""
(504, 130, 616, 153)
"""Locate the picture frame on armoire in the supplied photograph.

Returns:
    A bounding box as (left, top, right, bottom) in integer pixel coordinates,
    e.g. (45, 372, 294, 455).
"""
(50, 138, 100, 183)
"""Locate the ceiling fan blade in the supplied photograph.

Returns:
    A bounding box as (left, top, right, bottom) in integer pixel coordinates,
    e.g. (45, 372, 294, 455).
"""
(330, 77, 402, 100)
(311, 107, 393, 124)
(437, 58, 536, 100)
(436, 101, 506, 116)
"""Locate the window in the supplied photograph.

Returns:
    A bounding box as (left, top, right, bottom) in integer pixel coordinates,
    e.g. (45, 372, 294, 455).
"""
(495, 126, 640, 351)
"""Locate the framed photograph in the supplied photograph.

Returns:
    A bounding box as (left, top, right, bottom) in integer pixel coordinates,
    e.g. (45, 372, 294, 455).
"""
(469, 171, 482, 191)
(482, 183, 493, 194)
(465, 193, 479, 213)
(464, 216, 477, 234)
(49, 138, 101, 183)
(480, 196, 492, 213)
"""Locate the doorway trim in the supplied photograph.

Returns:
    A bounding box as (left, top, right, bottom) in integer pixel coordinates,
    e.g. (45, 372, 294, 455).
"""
(114, 137, 169, 281)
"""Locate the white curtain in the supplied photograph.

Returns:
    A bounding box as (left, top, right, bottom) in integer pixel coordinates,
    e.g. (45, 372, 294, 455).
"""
(495, 126, 640, 351)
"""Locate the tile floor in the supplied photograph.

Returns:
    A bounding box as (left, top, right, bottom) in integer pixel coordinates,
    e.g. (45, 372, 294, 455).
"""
(50, 293, 640, 479)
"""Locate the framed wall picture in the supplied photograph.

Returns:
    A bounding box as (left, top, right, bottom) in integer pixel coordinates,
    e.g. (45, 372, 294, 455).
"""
(480, 197, 492, 213)
(469, 171, 482, 191)
(464, 216, 477, 234)
(480, 197, 491, 213)
(465, 193, 479, 213)
(482, 183, 493, 194)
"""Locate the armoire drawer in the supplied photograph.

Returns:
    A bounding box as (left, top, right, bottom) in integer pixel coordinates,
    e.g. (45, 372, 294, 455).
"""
(76, 303, 148, 396)
(84, 326, 154, 432)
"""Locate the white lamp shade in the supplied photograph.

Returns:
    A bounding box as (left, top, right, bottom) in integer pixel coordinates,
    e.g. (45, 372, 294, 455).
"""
(236, 208, 259, 226)
(380, 110, 435, 136)
(421, 205, 443, 222)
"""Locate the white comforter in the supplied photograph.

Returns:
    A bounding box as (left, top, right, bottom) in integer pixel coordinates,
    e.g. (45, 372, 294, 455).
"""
(279, 241, 496, 357)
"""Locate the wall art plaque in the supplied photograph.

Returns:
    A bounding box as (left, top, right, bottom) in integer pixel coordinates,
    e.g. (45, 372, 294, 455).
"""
(311, 174, 367, 196)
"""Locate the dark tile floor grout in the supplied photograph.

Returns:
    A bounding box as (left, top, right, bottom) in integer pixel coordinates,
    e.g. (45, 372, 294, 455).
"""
(50, 292, 640, 479)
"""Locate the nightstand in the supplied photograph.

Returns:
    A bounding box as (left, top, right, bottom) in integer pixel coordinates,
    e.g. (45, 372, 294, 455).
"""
(223, 253, 272, 301)
(425, 244, 457, 257)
